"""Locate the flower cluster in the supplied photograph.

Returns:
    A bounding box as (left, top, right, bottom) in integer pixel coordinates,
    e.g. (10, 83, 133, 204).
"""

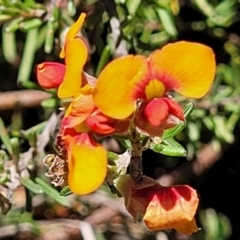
(37, 13, 216, 235)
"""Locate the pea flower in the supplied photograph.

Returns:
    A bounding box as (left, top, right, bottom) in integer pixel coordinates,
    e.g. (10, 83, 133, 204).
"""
(61, 89, 130, 194)
(93, 41, 216, 135)
(37, 13, 88, 98)
(37, 13, 130, 195)
(116, 175, 199, 235)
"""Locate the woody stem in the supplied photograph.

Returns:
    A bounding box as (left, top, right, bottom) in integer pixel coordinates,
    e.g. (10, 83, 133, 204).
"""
(130, 126, 143, 182)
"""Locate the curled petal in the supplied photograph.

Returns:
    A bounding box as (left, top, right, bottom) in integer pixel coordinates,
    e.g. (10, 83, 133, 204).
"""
(58, 38, 88, 98)
(61, 94, 95, 135)
(86, 109, 130, 135)
(66, 133, 107, 194)
(144, 98, 169, 127)
(161, 97, 184, 120)
(61, 117, 90, 136)
(68, 94, 95, 122)
(37, 62, 65, 89)
(60, 13, 86, 58)
(93, 55, 148, 119)
(149, 41, 216, 98)
(115, 175, 160, 221)
(135, 98, 184, 136)
(86, 111, 117, 135)
(143, 185, 199, 234)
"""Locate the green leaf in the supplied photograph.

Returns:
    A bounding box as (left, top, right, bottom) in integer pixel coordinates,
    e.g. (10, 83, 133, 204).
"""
(212, 115, 234, 143)
(41, 98, 58, 108)
(67, 0, 76, 16)
(4, 17, 24, 32)
(149, 31, 169, 46)
(2, 24, 18, 63)
(156, 8, 177, 37)
(162, 122, 185, 139)
(35, 177, 70, 207)
(44, 21, 55, 53)
(107, 151, 119, 161)
(96, 45, 111, 77)
(19, 18, 42, 31)
(0, 14, 12, 21)
(188, 122, 200, 142)
(183, 102, 195, 118)
(162, 138, 184, 148)
(0, 117, 12, 155)
(23, 121, 47, 136)
(10, 137, 20, 162)
(35, 24, 47, 50)
(151, 142, 186, 157)
(162, 103, 194, 139)
(193, 0, 215, 17)
(60, 186, 73, 196)
(21, 178, 43, 194)
(126, 0, 141, 16)
(17, 27, 38, 86)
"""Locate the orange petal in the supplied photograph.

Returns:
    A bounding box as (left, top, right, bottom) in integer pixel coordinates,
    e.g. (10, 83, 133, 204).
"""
(58, 38, 88, 98)
(143, 185, 199, 234)
(93, 55, 148, 119)
(143, 99, 169, 127)
(69, 94, 95, 122)
(61, 94, 95, 135)
(67, 133, 107, 194)
(37, 62, 65, 89)
(60, 13, 86, 58)
(135, 98, 184, 136)
(115, 175, 162, 221)
(149, 41, 216, 98)
(161, 97, 184, 120)
(86, 109, 130, 134)
(86, 112, 116, 135)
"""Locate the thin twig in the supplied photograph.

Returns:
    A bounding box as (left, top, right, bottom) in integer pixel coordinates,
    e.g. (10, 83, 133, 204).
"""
(0, 90, 51, 111)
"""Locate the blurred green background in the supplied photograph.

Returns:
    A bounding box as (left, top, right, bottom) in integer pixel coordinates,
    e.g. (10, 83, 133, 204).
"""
(0, 0, 240, 239)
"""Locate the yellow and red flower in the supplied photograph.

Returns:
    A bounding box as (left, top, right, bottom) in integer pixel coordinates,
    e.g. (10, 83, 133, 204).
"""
(37, 13, 129, 194)
(36, 12, 218, 235)
(37, 13, 88, 99)
(116, 175, 199, 235)
(60, 90, 129, 194)
(93, 41, 216, 135)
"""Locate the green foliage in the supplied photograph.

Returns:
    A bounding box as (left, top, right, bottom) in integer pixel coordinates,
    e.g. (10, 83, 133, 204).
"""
(0, 0, 240, 239)
(198, 208, 232, 240)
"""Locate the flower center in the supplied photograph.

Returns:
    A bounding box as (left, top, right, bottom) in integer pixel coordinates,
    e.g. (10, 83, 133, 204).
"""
(145, 79, 165, 101)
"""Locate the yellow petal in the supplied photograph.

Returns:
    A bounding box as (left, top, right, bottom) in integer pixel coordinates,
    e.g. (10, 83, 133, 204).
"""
(58, 38, 88, 98)
(145, 79, 165, 100)
(60, 13, 86, 58)
(149, 41, 216, 98)
(67, 133, 107, 195)
(93, 55, 148, 119)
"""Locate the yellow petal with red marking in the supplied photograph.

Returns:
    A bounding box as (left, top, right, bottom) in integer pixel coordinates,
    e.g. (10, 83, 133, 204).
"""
(67, 133, 107, 195)
(149, 41, 216, 98)
(93, 55, 148, 119)
(58, 38, 88, 98)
